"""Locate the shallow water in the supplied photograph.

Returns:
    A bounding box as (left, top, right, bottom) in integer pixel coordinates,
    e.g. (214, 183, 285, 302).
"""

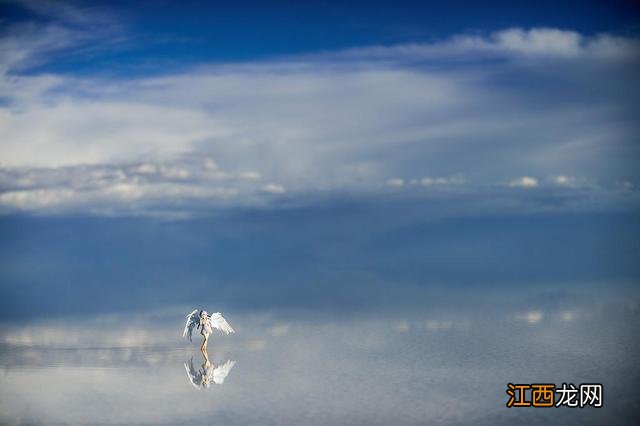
(1, 287, 639, 425)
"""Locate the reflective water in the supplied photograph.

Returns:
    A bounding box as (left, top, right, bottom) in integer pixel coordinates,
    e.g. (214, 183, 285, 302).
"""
(1, 287, 639, 425)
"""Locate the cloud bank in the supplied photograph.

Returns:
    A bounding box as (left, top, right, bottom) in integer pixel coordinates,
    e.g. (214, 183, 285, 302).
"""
(1, 10, 638, 216)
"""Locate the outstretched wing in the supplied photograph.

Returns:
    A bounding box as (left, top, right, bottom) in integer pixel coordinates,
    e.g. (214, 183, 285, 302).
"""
(209, 312, 235, 335)
(213, 360, 236, 384)
(183, 357, 202, 389)
(182, 309, 199, 342)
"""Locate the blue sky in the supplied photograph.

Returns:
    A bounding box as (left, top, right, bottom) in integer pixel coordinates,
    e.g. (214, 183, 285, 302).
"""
(0, 1, 639, 317)
(2, 1, 638, 70)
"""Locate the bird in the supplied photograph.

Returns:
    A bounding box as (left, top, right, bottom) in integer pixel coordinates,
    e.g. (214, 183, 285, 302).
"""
(183, 309, 235, 351)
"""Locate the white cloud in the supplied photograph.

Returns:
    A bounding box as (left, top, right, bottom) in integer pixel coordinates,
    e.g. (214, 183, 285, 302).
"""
(239, 171, 261, 181)
(0, 188, 76, 209)
(516, 310, 543, 325)
(551, 175, 571, 185)
(338, 28, 640, 61)
(134, 163, 157, 174)
(0, 159, 260, 213)
(0, 101, 230, 167)
(386, 178, 404, 187)
(6, 0, 115, 27)
(421, 177, 446, 186)
(420, 176, 465, 186)
(508, 176, 539, 188)
(160, 166, 190, 179)
(261, 183, 286, 194)
(203, 158, 218, 171)
(492, 28, 582, 56)
(0, 24, 76, 75)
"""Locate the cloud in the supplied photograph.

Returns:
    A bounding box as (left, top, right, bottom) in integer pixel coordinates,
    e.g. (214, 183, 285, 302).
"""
(0, 15, 638, 216)
(337, 28, 640, 61)
(508, 176, 539, 188)
(0, 1, 120, 78)
(386, 178, 404, 187)
(387, 176, 465, 188)
(515, 310, 543, 325)
(424, 320, 453, 331)
(420, 176, 465, 186)
(552, 175, 571, 185)
(561, 310, 575, 322)
(493, 28, 582, 56)
(239, 171, 262, 181)
(5, 0, 115, 27)
(268, 323, 291, 337)
(0, 187, 76, 209)
(0, 158, 269, 214)
(261, 183, 286, 194)
(0, 23, 75, 75)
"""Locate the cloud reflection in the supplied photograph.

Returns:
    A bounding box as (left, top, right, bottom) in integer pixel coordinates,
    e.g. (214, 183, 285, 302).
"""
(514, 310, 543, 325)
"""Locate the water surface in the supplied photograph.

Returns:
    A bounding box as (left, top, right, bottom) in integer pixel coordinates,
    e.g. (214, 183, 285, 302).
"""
(1, 286, 638, 425)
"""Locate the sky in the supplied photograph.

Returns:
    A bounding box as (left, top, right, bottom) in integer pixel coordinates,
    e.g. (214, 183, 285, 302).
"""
(0, 0, 639, 319)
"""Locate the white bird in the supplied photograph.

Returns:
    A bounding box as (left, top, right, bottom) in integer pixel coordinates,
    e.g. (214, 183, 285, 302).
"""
(183, 309, 235, 351)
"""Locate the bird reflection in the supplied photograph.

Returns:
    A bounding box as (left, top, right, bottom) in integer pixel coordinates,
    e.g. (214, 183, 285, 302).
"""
(184, 348, 236, 389)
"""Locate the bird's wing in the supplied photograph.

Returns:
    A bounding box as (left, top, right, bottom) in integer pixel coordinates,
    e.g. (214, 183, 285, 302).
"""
(183, 357, 202, 389)
(212, 360, 236, 384)
(208, 312, 235, 334)
(182, 309, 199, 342)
